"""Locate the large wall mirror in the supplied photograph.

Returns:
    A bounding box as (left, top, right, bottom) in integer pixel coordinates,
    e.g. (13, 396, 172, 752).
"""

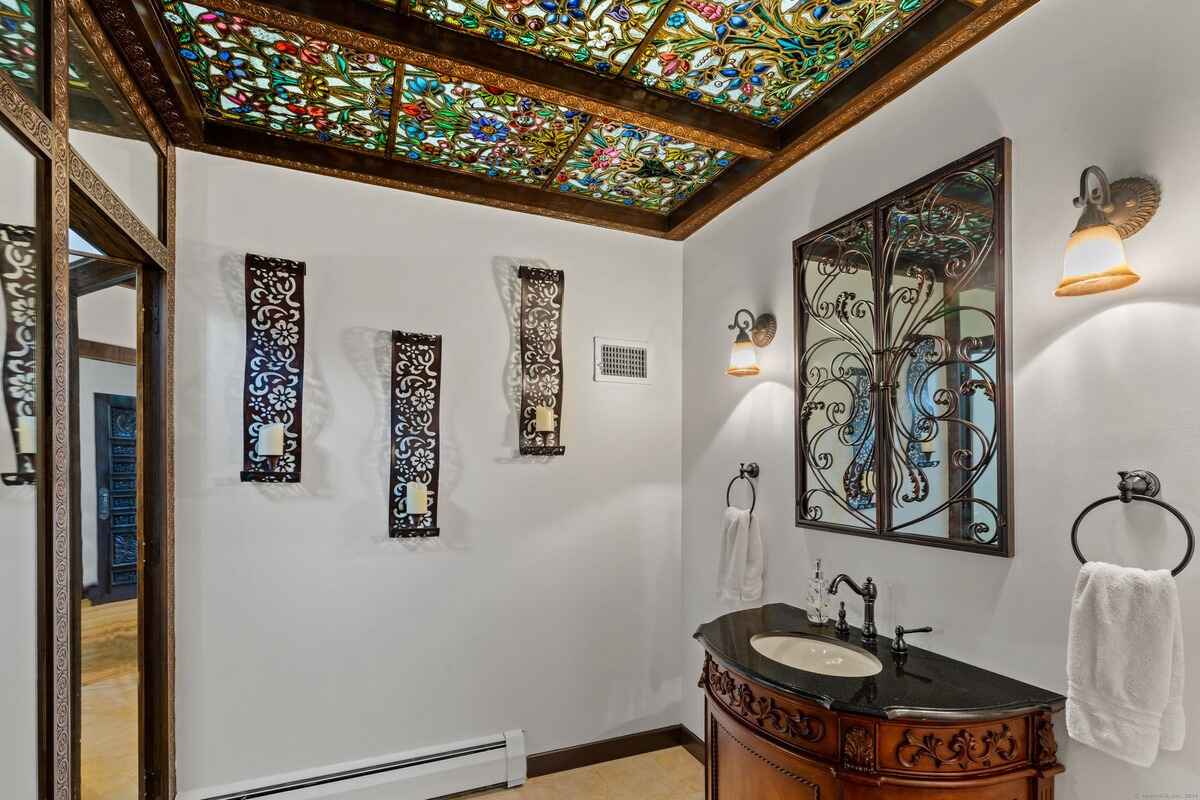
(793, 139, 1012, 556)
(0, 113, 42, 800)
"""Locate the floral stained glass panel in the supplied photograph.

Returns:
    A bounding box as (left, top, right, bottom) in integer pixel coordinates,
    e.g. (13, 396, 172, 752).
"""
(409, 0, 670, 75)
(161, 1, 395, 152)
(394, 65, 589, 186)
(629, 0, 933, 126)
(555, 119, 734, 213)
(0, 0, 38, 105)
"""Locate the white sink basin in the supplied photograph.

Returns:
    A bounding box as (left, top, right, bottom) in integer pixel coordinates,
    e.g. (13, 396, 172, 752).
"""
(751, 634, 883, 678)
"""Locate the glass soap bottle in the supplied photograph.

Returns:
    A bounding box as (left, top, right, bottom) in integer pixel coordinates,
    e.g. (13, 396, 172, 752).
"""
(806, 559, 827, 625)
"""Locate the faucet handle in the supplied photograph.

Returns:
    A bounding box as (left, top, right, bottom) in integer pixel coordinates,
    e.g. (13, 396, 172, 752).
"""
(891, 625, 932, 656)
(834, 602, 850, 639)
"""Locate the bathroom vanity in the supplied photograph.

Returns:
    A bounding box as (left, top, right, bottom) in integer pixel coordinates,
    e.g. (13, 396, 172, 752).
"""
(697, 604, 1064, 799)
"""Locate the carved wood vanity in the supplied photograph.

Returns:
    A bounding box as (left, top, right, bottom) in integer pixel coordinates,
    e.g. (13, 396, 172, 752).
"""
(697, 605, 1065, 799)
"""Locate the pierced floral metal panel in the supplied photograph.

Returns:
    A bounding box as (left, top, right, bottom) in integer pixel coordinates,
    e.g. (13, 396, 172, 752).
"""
(389, 331, 442, 538)
(518, 266, 565, 456)
(794, 140, 1010, 555)
(1, 223, 36, 486)
(394, 65, 590, 186)
(555, 119, 734, 212)
(0, 0, 38, 105)
(161, 2, 396, 152)
(629, 0, 935, 126)
(408, 0, 670, 76)
(241, 253, 306, 483)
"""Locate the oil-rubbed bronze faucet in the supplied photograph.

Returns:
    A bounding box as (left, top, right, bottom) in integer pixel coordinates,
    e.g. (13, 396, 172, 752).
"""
(828, 575, 877, 644)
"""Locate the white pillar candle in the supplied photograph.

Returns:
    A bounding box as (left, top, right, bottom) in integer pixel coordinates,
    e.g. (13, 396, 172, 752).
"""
(534, 405, 556, 433)
(864, 469, 876, 494)
(16, 415, 36, 455)
(257, 423, 286, 457)
(406, 481, 429, 515)
(921, 437, 936, 455)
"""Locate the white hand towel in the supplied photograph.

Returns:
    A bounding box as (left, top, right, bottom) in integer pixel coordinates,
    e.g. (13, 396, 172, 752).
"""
(1066, 562, 1185, 767)
(717, 507, 763, 603)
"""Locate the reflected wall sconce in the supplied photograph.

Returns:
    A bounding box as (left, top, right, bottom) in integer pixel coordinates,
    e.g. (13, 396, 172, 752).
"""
(1056, 166, 1160, 297)
(727, 309, 776, 377)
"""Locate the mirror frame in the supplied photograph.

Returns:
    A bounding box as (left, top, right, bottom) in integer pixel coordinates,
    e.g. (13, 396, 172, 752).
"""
(0, 0, 176, 796)
(791, 138, 1013, 558)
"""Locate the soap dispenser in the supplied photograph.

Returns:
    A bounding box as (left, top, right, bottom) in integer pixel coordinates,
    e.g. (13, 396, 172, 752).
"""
(805, 559, 827, 624)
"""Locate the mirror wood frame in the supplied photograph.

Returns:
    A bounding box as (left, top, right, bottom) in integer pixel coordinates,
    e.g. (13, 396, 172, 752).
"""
(0, 0, 176, 796)
(791, 138, 1013, 558)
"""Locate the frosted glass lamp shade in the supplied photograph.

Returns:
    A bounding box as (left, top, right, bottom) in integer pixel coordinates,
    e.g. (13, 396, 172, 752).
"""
(1056, 223, 1139, 297)
(727, 334, 759, 377)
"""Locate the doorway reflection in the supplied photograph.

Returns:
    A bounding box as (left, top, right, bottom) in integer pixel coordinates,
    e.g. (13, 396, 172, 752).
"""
(71, 234, 139, 800)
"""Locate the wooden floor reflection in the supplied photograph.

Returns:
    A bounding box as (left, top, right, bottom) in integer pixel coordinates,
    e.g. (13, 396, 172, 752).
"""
(81, 598, 138, 800)
(473, 747, 703, 800)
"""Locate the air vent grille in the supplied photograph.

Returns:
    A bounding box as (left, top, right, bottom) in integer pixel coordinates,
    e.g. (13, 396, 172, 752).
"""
(594, 338, 650, 384)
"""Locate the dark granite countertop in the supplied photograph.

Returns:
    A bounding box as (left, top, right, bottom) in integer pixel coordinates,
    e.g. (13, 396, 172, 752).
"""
(696, 603, 1065, 721)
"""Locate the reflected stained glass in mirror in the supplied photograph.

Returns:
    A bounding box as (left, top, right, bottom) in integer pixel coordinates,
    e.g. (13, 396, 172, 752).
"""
(0, 0, 40, 107)
(0, 117, 40, 799)
(68, 16, 161, 235)
(794, 141, 1010, 554)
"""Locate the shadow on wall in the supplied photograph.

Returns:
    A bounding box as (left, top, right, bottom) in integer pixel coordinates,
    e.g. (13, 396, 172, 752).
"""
(340, 325, 468, 552)
(217, 250, 333, 500)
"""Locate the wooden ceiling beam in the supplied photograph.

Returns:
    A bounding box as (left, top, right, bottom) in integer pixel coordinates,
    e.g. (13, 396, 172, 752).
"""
(212, 0, 779, 159)
(202, 122, 673, 236)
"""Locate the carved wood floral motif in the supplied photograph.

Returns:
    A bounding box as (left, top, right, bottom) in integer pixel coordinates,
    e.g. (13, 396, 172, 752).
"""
(702, 656, 826, 746)
(896, 724, 1018, 770)
(842, 725, 875, 773)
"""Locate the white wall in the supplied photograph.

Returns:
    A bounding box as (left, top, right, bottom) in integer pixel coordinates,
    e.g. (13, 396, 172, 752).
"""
(174, 151, 685, 795)
(70, 128, 159, 234)
(681, 0, 1200, 796)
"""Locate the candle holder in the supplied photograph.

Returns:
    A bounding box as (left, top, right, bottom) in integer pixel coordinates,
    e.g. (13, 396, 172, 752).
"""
(240, 253, 306, 483)
(389, 331, 443, 539)
(1, 224, 37, 487)
(518, 266, 565, 456)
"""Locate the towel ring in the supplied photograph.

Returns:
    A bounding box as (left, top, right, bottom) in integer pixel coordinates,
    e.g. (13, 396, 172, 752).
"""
(1070, 470, 1195, 577)
(726, 462, 759, 515)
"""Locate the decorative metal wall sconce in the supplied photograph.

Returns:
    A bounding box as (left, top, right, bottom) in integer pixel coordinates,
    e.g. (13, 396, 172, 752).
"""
(1056, 166, 1160, 297)
(389, 331, 442, 538)
(518, 267, 565, 456)
(1, 224, 37, 487)
(240, 253, 306, 483)
(727, 308, 776, 377)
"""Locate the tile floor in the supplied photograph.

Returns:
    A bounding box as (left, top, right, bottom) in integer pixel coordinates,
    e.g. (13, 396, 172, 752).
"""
(474, 746, 703, 799)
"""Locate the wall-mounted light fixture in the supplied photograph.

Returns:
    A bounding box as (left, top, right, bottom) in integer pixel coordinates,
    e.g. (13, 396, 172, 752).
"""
(727, 309, 776, 377)
(1056, 166, 1160, 297)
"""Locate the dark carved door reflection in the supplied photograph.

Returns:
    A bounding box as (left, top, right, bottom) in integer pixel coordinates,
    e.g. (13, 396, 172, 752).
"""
(91, 393, 137, 603)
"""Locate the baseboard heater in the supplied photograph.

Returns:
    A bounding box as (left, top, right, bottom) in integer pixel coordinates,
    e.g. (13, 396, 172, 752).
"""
(181, 730, 526, 800)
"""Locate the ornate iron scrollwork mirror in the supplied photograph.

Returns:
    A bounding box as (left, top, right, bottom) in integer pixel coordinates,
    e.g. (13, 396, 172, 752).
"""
(793, 139, 1012, 556)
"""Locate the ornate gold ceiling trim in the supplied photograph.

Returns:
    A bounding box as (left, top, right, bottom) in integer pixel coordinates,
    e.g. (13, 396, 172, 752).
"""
(667, 0, 1043, 240)
(189, 0, 774, 159)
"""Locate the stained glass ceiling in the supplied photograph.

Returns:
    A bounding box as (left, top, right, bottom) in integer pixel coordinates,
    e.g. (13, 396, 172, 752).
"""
(162, 1, 736, 213)
(406, 0, 934, 127)
(629, 0, 933, 126)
